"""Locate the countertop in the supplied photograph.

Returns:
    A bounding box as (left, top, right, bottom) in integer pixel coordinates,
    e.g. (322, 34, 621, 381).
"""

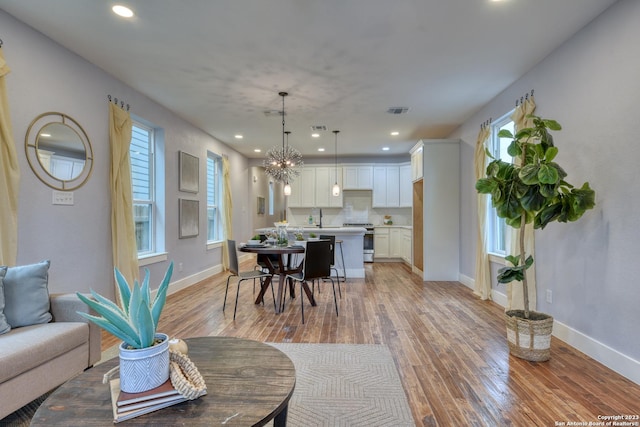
(374, 225, 413, 229)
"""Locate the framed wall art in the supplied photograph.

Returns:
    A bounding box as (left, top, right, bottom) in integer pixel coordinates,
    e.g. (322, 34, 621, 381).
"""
(179, 198, 199, 238)
(179, 151, 199, 193)
(257, 196, 265, 215)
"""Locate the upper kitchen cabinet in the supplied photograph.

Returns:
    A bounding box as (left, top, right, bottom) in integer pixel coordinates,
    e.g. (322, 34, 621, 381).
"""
(315, 166, 343, 208)
(343, 166, 373, 190)
(288, 166, 343, 208)
(410, 142, 424, 181)
(288, 167, 316, 207)
(372, 163, 411, 208)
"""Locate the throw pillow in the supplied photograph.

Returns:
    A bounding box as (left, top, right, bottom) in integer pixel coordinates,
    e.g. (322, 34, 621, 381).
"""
(0, 266, 10, 334)
(3, 260, 53, 328)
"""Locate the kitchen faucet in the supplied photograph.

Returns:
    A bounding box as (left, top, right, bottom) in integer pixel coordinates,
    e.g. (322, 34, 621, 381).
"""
(319, 208, 323, 228)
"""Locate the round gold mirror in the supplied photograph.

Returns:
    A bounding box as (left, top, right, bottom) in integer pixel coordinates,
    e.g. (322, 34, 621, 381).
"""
(25, 112, 93, 190)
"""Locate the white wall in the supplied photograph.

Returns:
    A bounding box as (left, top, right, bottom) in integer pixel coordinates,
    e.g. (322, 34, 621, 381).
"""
(1, 10, 251, 300)
(451, 0, 640, 377)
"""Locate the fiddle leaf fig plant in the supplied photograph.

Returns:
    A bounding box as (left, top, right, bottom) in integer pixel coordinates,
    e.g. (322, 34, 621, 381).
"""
(475, 115, 595, 319)
(76, 262, 173, 349)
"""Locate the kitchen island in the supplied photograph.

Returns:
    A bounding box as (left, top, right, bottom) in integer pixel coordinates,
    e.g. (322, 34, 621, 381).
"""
(254, 226, 366, 278)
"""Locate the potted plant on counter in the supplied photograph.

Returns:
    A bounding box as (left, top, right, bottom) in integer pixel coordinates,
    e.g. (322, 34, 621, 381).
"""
(475, 115, 595, 361)
(76, 262, 173, 392)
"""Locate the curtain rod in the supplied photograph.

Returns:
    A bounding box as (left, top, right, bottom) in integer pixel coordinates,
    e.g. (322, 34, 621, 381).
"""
(515, 89, 535, 107)
(480, 117, 492, 130)
(108, 94, 130, 111)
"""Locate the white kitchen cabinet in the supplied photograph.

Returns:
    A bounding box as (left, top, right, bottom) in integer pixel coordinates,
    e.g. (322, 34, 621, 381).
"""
(410, 142, 423, 181)
(373, 227, 389, 258)
(372, 166, 400, 207)
(343, 166, 373, 190)
(375, 226, 412, 263)
(288, 166, 343, 208)
(399, 164, 412, 207)
(315, 166, 343, 208)
(288, 168, 316, 207)
(389, 228, 403, 258)
(372, 164, 410, 208)
(401, 228, 412, 263)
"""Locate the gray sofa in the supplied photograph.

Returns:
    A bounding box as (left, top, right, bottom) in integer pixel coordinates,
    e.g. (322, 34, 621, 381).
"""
(0, 293, 101, 419)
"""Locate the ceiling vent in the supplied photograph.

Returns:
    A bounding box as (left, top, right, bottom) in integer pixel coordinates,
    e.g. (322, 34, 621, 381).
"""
(310, 125, 327, 131)
(386, 107, 409, 115)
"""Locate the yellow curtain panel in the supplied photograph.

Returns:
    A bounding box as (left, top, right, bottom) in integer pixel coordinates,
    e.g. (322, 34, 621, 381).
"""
(474, 126, 492, 300)
(109, 102, 139, 289)
(222, 156, 233, 270)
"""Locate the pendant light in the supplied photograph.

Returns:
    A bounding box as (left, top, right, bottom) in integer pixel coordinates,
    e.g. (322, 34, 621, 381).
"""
(283, 131, 292, 196)
(332, 130, 340, 197)
(263, 92, 303, 188)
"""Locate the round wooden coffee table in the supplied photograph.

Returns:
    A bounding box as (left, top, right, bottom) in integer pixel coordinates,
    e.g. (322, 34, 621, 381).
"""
(31, 336, 296, 426)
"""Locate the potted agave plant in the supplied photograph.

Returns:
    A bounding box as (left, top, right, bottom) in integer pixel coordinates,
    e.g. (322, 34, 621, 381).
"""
(475, 116, 595, 361)
(77, 262, 173, 392)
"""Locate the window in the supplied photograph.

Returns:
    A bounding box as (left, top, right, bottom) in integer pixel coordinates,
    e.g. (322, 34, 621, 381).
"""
(487, 112, 515, 255)
(131, 123, 156, 255)
(130, 121, 165, 260)
(268, 181, 274, 215)
(207, 152, 223, 242)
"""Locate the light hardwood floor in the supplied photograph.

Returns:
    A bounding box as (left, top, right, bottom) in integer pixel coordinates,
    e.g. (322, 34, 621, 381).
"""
(102, 260, 640, 426)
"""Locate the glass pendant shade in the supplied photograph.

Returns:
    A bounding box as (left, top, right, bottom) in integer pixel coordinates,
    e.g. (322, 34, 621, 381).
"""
(332, 130, 340, 197)
(284, 183, 292, 196)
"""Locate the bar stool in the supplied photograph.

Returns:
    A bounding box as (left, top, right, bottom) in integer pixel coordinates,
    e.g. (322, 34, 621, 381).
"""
(335, 239, 347, 282)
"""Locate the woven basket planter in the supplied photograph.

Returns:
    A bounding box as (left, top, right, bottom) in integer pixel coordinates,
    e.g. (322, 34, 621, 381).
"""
(505, 310, 553, 362)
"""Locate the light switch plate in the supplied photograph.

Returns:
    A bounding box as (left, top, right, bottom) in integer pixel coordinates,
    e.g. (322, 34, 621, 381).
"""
(52, 190, 74, 205)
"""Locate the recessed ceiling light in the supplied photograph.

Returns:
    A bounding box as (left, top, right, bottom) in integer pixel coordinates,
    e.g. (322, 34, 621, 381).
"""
(382, 147, 390, 151)
(235, 134, 243, 139)
(254, 149, 261, 153)
(311, 133, 320, 138)
(317, 148, 325, 152)
(112, 5, 134, 18)
(390, 131, 399, 136)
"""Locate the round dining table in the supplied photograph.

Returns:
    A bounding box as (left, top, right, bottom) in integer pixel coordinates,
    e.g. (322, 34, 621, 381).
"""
(239, 243, 315, 313)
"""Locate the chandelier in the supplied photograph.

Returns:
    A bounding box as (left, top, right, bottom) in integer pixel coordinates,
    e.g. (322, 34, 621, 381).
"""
(263, 92, 303, 191)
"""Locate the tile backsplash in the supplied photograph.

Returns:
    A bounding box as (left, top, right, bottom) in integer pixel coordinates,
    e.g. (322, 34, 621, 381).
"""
(287, 190, 411, 226)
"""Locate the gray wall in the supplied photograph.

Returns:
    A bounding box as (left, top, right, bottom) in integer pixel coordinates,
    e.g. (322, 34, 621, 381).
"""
(1, 10, 251, 300)
(451, 0, 640, 362)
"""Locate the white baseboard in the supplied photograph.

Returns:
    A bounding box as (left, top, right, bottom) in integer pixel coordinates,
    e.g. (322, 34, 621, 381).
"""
(166, 263, 224, 296)
(458, 272, 639, 385)
(458, 273, 474, 289)
(552, 320, 640, 385)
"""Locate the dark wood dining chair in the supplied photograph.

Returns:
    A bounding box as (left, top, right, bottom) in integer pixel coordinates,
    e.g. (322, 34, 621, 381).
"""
(223, 240, 275, 320)
(284, 240, 339, 324)
(319, 234, 343, 298)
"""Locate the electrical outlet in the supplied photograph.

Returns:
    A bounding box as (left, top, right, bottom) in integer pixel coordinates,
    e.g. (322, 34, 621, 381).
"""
(546, 289, 553, 304)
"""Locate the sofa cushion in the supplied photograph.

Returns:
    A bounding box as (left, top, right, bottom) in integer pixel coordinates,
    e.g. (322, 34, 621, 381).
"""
(0, 322, 88, 384)
(0, 267, 9, 334)
(3, 260, 53, 328)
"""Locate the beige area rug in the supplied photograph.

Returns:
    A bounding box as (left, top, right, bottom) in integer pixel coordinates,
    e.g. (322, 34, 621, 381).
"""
(1, 343, 415, 427)
(268, 343, 415, 427)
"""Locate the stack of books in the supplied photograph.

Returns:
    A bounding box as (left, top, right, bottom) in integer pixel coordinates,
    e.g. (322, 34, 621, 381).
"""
(109, 378, 190, 423)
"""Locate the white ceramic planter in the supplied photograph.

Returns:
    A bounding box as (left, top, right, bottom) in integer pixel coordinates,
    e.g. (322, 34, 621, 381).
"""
(119, 332, 170, 393)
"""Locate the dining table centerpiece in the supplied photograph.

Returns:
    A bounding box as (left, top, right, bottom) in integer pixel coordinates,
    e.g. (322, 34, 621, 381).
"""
(76, 262, 173, 393)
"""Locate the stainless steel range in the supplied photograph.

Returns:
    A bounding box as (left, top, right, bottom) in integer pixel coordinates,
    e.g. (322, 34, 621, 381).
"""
(343, 223, 375, 262)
